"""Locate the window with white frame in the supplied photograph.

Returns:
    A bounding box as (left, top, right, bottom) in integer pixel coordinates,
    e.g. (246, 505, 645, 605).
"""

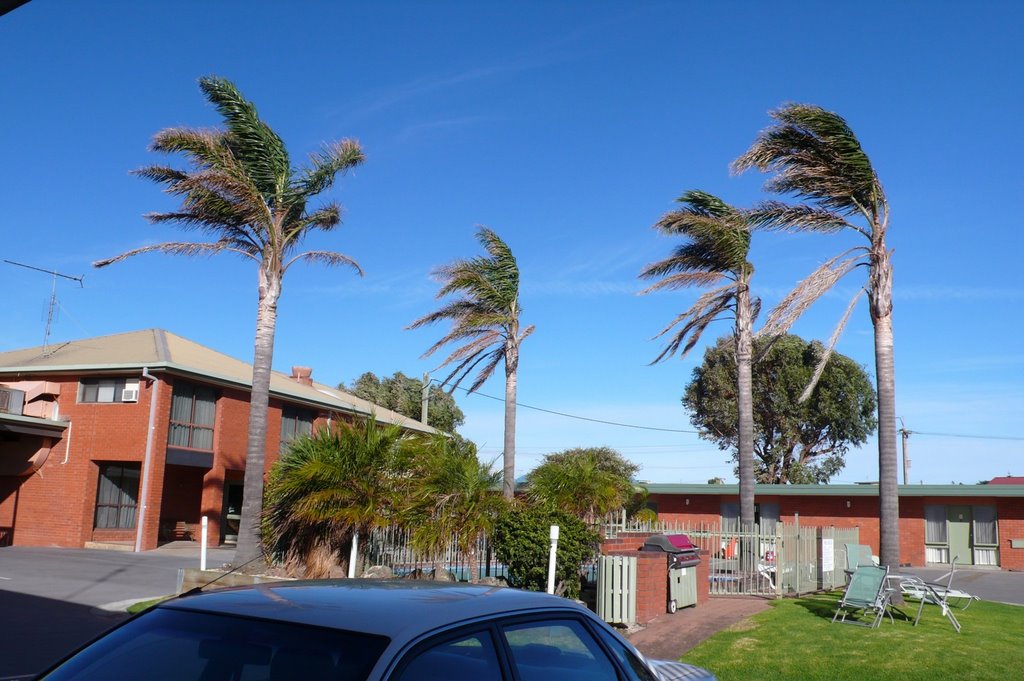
(79, 378, 140, 403)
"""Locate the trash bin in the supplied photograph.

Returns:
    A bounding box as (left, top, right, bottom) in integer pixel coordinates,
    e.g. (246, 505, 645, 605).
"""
(641, 534, 701, 613)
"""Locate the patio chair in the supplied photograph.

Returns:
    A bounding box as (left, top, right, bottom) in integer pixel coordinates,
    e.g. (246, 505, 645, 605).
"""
(843, 543, 876, 578)
(905, 556, 974, 633)
(832, 564, 895, 628)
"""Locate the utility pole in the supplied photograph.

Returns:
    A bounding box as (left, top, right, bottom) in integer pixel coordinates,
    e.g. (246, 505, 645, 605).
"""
(421, 372, 430, 425)
(4, 260, 84, 350)
(898, 417, 912, 486)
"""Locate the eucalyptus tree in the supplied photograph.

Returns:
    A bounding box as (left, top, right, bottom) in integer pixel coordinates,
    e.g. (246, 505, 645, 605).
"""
(733, 103, 899, 568)
(408, 227, 534, 499)
(95, 76, 365, 565)
(640, 191, 759, 528)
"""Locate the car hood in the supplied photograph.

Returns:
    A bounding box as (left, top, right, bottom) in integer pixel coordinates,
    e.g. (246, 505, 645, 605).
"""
(648, 658, 717, 681)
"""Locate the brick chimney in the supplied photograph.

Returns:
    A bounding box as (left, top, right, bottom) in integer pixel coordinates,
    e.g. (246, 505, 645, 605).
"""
(290, 366, 313, 386)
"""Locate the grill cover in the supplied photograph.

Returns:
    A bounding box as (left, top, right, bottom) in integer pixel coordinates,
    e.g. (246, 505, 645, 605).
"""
(641, 534, 701, 567)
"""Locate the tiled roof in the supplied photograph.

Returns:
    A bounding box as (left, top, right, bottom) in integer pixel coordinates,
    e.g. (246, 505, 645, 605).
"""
(0, 329, 436, 434)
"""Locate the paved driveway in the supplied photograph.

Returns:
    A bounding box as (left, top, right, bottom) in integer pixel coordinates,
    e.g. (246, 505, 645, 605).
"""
(901, 565, 1024, 606)
(0, 544, 234, 677)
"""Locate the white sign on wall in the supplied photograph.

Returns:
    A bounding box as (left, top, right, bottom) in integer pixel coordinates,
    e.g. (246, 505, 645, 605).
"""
(822, 538, 835, 572)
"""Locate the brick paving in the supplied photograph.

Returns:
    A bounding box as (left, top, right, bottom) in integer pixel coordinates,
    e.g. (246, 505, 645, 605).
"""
(627, 596, 771, 661)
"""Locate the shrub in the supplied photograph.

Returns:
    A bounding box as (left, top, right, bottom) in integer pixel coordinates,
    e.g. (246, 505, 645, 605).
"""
(491, 505, 600, 599)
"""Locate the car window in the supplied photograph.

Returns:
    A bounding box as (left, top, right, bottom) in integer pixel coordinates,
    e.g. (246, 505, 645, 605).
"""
(502, 619, 618, 681)
(592, 626, 659, 681)
(392, 630, 503, 681)
(41, 607, 389, 681)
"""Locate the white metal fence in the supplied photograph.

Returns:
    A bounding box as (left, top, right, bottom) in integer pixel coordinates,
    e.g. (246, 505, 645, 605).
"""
(601, 516, 858, 597)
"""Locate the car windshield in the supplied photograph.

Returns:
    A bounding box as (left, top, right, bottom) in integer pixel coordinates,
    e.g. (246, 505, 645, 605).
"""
(41, 607, 390, 681)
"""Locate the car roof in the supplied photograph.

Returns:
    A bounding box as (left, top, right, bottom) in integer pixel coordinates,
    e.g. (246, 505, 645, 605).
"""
(160, 580, 589, 641)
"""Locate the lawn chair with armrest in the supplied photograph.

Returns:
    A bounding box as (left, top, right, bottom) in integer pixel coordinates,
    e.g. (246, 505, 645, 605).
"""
(903, 556, 975, 633)
(832, 564, 895, 628)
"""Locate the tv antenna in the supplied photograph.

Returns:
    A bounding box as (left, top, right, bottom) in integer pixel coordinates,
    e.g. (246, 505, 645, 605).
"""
(4, 260, 84, 350)
(898, 416, 912, 485)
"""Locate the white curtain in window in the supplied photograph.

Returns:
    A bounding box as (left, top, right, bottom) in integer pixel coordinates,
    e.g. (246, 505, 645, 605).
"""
(925, 505, 947, 543)
(973, 505, 998, 545)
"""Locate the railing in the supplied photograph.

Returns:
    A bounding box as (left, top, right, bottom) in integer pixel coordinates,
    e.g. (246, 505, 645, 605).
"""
(363, 525, 505, 581)
(601, 516, 858, 597)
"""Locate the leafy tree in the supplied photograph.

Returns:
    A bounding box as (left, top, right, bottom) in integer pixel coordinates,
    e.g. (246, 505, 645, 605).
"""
(640, 191, 759, 528)
(526, 447, 640, 523)
(95, 77, 364, 566)
(262, 418, 420, 577)
(492, 505, 600, 599)
(345, 371, 465, 433)
(408, 227, 534, 499)
(684, 335, 877, 484)
(408, 436, 507, 582)
(734, 103, 899, 567)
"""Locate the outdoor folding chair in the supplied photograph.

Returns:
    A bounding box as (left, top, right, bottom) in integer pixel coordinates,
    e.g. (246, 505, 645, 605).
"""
(832, 564, 895, 628)
(843, 543, 876, 580)
(903, 556, 975, 633)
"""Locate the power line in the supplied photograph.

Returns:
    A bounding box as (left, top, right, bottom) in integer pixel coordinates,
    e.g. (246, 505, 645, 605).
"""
(913, 431, 1024, 442)
(435, 379, 1024, 442)
(437, 380, 700, 434)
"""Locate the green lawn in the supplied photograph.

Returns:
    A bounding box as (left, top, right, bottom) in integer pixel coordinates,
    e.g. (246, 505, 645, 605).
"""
(126, 596, 172, 614)
(682, 593, 1024, 681)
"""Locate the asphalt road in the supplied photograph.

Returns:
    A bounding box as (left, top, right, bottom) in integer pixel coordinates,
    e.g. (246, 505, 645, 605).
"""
(0, 544, 234, 677)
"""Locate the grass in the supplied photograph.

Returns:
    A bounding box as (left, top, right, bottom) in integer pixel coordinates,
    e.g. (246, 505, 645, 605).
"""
(126, 596, 172, 614)
(682, 593, 1024, 681)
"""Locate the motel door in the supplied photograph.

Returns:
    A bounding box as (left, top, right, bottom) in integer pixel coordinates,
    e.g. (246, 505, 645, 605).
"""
(946, 505, 973, 565)
(221, 482, 243, 545)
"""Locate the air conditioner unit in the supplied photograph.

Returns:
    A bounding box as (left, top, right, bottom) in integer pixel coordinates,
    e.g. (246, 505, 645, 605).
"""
(121, 388, 140, 403)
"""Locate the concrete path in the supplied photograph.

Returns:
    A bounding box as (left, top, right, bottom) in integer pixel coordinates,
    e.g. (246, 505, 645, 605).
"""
(0, 544, 234, 677)
(900, 566, 1024, 606)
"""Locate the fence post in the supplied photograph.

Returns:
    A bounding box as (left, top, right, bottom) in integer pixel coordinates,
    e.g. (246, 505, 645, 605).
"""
(794, 513, 800, 596)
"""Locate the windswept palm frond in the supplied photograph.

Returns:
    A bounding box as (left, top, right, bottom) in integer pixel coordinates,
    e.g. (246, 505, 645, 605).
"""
(285, 250, 363, 273)
(640, 191, 754, 363)
(408, 226, 528, 499)
(798, 289, 863, 403)
(732, 103, 886, 223)
(756, 248, 866, 340)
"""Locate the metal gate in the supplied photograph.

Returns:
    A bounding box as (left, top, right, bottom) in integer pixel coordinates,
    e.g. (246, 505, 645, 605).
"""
(602, 517, 858, 597)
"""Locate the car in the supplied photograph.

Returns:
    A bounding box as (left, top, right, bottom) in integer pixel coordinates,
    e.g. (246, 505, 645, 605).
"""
(33, 580, 715, 680)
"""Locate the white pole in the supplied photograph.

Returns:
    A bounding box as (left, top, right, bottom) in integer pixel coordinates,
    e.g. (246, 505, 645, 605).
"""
(200, 516, 208, 571)
(547, 525, 560, 594)
(348, 532, 359, 578)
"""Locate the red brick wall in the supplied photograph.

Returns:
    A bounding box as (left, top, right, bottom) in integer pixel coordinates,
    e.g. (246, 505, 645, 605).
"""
(997, 498, 1024, 570)
(4, 371, 329, 549)
(601, 532, 710, 622)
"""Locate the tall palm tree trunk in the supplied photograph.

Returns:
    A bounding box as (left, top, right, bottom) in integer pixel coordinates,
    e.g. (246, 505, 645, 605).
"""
(870, 245, 899, 568)
(234, 264, 282, 566)
(735, 284, 755, 529)
(502, 352, 518, 499)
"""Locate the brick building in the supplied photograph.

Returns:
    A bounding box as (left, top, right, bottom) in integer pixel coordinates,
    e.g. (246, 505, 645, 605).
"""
(0, 329, 435, 550)
(641, 483, 1024, 571)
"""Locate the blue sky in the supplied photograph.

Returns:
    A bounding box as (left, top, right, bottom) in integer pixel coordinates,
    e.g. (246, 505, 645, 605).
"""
(2, 1, 1021, 485)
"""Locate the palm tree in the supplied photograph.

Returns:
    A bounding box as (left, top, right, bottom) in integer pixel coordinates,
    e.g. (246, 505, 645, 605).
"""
(640, 191, 758, 528)
(263, 418, 418, 577)
(408, 227, 534, 499)
(94, 76, 365, 566)
(733, 103, 899, 569)
(526, 447, 639, 524)
(409, 435, 506, 582)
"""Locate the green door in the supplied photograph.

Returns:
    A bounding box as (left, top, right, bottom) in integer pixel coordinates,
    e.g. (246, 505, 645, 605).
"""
(946, 506, 973, 566)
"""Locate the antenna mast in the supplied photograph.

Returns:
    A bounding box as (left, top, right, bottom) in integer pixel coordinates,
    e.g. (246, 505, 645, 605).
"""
(4, 260, 84, 350)
(898, 417, 912, 485)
